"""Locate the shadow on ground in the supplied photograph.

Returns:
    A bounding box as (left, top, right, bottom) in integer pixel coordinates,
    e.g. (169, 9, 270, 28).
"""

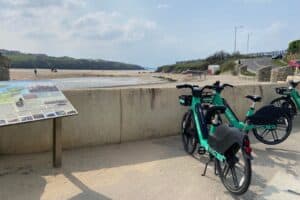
(0, 136, 185, 200)
(0, 128, 299, 199)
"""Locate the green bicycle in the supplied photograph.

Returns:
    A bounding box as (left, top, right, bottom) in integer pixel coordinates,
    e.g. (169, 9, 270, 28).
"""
(271, 80, 300, 118)
(177, 84, 252, 195)
(208, 81, 292, 145)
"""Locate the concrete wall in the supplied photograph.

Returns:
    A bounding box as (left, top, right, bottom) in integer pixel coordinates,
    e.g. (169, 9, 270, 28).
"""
(270, 66, 294, 82)
(0, 84, 284, 154)
(257, 66, 272, 82)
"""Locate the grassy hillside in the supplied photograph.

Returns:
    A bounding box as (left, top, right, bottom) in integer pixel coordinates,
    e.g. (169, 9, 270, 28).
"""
(0, 49, 143, 70)
(156, 51, 248, 73)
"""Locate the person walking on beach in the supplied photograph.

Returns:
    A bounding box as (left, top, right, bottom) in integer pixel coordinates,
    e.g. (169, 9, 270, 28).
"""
(34, 68, 37, 76)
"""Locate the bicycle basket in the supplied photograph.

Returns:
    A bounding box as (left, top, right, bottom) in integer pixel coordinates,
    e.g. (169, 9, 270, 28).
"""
(179, 95, 192, 106)
(275, 87, 290, 95)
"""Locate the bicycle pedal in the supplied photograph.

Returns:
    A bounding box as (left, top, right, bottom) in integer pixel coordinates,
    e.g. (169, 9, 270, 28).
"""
(198, 147, 206, 155)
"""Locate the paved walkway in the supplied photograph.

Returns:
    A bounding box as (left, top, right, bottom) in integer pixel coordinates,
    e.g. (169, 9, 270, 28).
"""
(0, 124, 300, 200)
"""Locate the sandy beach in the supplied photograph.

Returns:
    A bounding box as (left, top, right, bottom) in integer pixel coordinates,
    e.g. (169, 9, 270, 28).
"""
(9, 68, 270, 89)
(9, 68, 150, 80)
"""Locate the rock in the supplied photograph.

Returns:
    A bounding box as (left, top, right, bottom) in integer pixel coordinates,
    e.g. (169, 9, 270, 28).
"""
(271, 66, 294, 82)
(0, 54, 10, 81)
(257, 66, 272, 82)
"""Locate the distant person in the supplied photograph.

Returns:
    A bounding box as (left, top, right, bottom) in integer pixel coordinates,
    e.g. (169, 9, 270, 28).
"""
(34, 68, 37, 76)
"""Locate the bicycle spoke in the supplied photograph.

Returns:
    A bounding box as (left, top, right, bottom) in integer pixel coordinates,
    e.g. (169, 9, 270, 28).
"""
(260, 129, 270, 138)
(276, 125, 287, 129)
(223, 164, 230, 178)
(185, 137, 190, 148)
(239, 175, 245, 187)
(231, 168, 239, 188)
(271, 131, 278, 141)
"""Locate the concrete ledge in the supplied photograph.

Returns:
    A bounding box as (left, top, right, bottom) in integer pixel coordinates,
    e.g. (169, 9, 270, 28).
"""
(0, 83, 286, 154)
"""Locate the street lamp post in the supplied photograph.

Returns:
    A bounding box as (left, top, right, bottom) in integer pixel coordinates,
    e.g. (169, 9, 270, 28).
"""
(234, 25, 243, 53)
(247, 33, 252, 54)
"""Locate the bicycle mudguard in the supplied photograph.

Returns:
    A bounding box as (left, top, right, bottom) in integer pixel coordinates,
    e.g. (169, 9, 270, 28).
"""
(246, 105, 288, 125)
(208, 124, 245, 155)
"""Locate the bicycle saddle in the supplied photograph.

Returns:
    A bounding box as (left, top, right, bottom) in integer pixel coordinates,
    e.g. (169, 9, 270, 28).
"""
(289, 80, 300, 88)
(245, 95, 262, 102)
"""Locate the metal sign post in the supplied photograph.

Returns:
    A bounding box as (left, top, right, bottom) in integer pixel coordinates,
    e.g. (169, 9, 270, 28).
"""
(53, 117, 62, 167)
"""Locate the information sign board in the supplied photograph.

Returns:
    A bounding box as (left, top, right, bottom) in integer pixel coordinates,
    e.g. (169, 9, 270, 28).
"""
(0, 80, 77, 126)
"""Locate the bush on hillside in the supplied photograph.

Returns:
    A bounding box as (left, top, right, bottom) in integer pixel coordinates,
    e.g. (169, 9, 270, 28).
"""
(288, 40, 300, 54)
(220, 60, 235, 72)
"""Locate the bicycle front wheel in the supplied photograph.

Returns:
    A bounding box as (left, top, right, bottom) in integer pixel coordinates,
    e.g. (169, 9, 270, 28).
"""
(181, 110, 198, 154)
(216, 148, 252, 195)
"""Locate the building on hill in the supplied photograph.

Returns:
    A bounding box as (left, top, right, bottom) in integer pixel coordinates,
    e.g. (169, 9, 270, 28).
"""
(208, 64, 220, 75)
(0, 53, 10, 80)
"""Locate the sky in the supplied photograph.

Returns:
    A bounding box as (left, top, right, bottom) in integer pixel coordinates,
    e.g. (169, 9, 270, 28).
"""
(0, 0, 299, 67)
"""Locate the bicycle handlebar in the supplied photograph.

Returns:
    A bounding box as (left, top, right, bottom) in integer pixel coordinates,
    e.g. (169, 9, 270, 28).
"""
(200, 85, 214, 92)
(223, 83, 234, 88)
(176, 84, 196, 90)
(176, 84, 213, 97)
(177, 81, 234, 96)
(288, 80, 300, 88)
(211, 81, 234, 93)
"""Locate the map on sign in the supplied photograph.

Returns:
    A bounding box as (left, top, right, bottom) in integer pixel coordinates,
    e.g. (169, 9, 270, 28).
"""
(0, 80, 77, 126)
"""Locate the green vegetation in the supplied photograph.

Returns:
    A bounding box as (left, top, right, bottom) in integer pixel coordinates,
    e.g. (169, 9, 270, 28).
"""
(156, 51, 248, 73)
(0, 54, 10, 64)
(284, 40, 300, 63)
(240, 70, 256, 76)
(288, 40, 300, 54)
(0, 49, 143, 70)
(272, 59, 287, 67)
(220, 60, 235, 72)
(156, 60, 209, 73)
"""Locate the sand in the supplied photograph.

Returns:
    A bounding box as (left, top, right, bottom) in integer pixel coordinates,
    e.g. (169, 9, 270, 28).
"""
(10, 68, 149, 80)
(9, 68, 272, 89)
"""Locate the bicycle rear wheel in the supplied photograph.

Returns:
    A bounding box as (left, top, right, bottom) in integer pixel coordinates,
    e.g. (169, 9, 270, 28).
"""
(252, 113, 292, 145)
(181, 110, 197, 154)
(216, 147, 252, 195)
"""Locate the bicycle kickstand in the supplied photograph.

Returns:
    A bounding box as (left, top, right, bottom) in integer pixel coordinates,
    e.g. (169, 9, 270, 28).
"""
(202, 154, 214, 176)
(214, 160, 218, 176)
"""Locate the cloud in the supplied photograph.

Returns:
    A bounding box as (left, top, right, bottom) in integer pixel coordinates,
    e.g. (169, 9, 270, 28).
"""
(0, 0, 86, 8)
(235, 22, 287, 53)
(157, 3, 169, 9)
(71, 11, 156, 41)
(0, 1, 156, 42)
(234, 0, 273, 4)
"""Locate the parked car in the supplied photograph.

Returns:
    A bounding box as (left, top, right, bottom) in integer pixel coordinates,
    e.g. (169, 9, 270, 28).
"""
(288, 59, 300, 68)
(272, 54, 283, 59)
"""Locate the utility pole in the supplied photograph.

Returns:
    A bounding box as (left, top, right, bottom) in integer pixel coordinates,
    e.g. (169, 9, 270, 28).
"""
(247, 33, 251, 54)
(234, 25, 243, 53)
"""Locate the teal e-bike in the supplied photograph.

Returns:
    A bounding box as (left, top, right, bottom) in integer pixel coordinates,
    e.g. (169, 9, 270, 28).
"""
(177, 84, 252, 195)
(207, 81, 292, 145)
(271, 80, 300, 118)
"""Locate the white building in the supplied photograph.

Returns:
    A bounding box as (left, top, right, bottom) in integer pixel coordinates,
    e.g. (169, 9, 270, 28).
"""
(208, 65, 220, 75)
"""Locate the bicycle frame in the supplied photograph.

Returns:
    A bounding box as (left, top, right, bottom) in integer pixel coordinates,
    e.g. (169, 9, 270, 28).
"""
(211, 90, 276, 132)
(290, 88, 300, 110)
(190, 95, 226, 161)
